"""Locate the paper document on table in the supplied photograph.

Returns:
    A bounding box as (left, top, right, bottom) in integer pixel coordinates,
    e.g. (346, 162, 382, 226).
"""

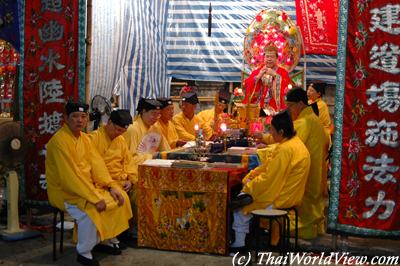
(208, 162, 243, 169)
(183, 141, 196, 148)
(227, 147, 257, 155)
(142, 159, 175, 167)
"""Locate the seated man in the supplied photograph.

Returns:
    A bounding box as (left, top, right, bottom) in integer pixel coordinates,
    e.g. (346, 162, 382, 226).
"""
(197, 89, 231, 135)
(230, 110, 310, 250)
(172, 92, 213, 141)
(154, 97, 186, 149)
(260, 88, 328, 239)
(89, 109, 137, 194)
(123, 98, 170, 165)
(46, 102, 133, 266)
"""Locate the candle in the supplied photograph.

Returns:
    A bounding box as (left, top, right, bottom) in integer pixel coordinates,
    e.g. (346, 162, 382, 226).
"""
(194, 124, 199, 131)
(220, 123, 227, 133)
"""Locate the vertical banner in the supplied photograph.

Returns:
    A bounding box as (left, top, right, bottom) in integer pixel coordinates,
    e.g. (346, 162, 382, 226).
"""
(329, 0, 400, 236)
(295, 0, 339, 55)
(23, 0, 83, 202)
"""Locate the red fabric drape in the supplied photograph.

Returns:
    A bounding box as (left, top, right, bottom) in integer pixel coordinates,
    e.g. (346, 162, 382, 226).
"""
(295, 0, 339, 55)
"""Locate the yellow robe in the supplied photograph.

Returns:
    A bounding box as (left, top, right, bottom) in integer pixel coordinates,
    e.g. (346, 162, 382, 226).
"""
(310, 98, 332, 146)
(241, 136, 310, 214)
(153, 120, 179, 149)
(45, 125, 132, 241)
(89, 127, 138, 187)
(292, 107, 328, 239)
(172, 112, 213, 141)
(261, 107, 327, 239)
(123, 116, 171, 166)
(197, 108, 214, 127)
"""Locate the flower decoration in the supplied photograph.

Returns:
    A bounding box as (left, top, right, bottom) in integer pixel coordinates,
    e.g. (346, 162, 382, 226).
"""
(232, 87, 244, 102)
(355, 22, 368, 50)
(243, 9, 302, 72)
(351, 99, 365, 123)
(345, 206, 359, 219)
(357, 0, 371, 13)
(353, 60, 367, 87)
(347, 171, 360, 197)
(348, 132, 362, 161)
(65, 67, 75, 83)
(4, 12, 14, 24)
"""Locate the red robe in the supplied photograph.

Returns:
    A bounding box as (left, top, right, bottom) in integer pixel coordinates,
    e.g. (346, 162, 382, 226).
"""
(243, 65, 290, 112)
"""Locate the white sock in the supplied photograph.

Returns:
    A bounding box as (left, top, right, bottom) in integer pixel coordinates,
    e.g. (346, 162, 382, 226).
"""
(230, 231, 246, 247)
(79, 252, 93, 259)
(109, 237, 120, 244)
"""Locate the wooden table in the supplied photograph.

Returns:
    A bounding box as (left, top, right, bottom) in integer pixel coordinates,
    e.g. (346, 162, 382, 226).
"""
(137, 164, 246, 255)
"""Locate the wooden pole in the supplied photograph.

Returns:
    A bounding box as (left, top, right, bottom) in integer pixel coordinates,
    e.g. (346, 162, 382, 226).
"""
(85, 0, 93, 104)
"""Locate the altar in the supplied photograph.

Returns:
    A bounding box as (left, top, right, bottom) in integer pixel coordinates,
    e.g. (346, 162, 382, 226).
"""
(157, 147, 261, 171)
(137, 163, 247, 255)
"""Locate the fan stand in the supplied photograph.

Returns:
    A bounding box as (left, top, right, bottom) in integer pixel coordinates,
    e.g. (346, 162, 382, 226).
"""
(0, 170, 40, 241)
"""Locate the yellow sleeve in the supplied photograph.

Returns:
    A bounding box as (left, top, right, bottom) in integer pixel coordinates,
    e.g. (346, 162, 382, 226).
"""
(200, 118, 213, 140)
(242, 145, 290, 201)
(173, 115, 196, 141)
(293, 119, 309, 143)
(317, 100, 331, 130)
(123, 146, 138, 184)
(104, 137, 138, 184)
(262, 133, 275, 145)
(85, 137, 118, 189)
(46, 140, 102, 204)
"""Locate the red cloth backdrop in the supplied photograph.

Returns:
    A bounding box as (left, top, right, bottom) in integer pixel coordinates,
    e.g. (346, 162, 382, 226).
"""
(23, 1, 80, 201)
(339, 0, 399, 232)
(295, 0, 339, 55)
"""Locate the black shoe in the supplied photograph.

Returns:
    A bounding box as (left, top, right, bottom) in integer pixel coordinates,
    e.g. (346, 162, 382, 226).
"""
(93, 244, 122, 255)
(229, 194, 253, 210)
(77, 254, 99, 266)
(229, 246, 248, 257)
(115, 241, 128, 250)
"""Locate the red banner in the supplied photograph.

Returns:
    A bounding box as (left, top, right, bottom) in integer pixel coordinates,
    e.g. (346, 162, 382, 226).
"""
(339, 1, 400, 233)
(295, 0, 339, 55)
(23, 1, 80, 201)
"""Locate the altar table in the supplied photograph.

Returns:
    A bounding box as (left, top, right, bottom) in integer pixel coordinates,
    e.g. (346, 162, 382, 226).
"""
(137, 164, 247, 255)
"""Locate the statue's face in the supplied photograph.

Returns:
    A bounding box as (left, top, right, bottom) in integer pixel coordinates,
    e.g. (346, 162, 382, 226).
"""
(264, 51, 278, 68)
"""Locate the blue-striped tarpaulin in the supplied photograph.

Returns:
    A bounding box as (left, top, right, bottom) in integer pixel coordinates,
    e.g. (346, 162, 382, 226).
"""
(166, 0, 337, 84)
(90, 0, 170, 113)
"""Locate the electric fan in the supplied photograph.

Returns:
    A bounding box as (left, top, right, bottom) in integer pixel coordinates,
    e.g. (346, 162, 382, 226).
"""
(90, 95, 112, 130)
(0, 120, 38, 240)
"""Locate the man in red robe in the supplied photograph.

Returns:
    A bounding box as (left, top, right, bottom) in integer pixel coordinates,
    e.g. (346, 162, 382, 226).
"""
(243, 43, 291, 113)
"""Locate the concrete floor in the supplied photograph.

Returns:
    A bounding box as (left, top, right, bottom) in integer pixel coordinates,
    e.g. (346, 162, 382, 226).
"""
(1, 225, 399, 266)
(0, 210, 399, 266)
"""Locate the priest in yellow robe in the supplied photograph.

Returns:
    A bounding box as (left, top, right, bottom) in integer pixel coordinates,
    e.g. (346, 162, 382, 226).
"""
(172, 92, 213, 141)
(307, 82, 332, 146)
(123, 98, 171, 166)
(153, 97, 186, 149)
(89, 109, 137, 192)
(197, 89, 231, 134)
(46, 102, 132, 265)
(230, 110, 310, 249)
(279, 88, 328, 239)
